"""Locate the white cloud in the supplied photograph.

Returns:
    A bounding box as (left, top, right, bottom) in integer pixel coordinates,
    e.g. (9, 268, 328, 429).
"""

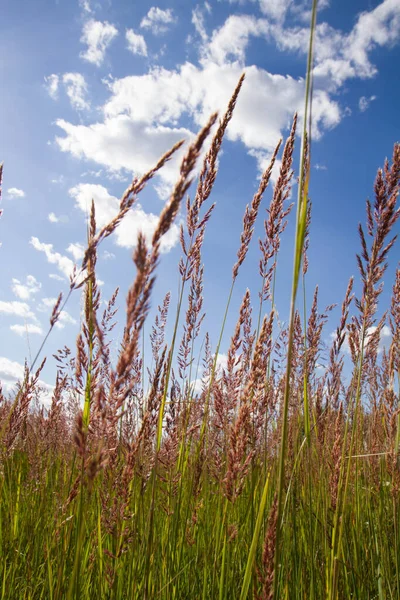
(271, 1, 400, 89)
(205, 15, 269, 64)
(56, 115, 193, 191)
(359, 95, 377, 112)
(54, 2, 400, 196)
(49, 273, 65, 282)
(314, 163, 328, 171)
(0, 300, 37, 321)
(126, 28, 148, 57)
(192, 6, 208, 42)
(50, 175, 64, 185)
(30, 237, 76, 280)
(140, 7, 176, 35)
(44, 74, 59, 99)
(67, 242, 85, 261)
(79, 0, 92, 13)
(0, 356, 25, 382)
(69, 183, 180, 253)
(103, 250, 115, 260)
(11, 275, 41, 300)
(55, 311, 77, 330)
(10, 323, 44, 336)
(37, 297, 58, 311)
(62, 73, 90, 111)
(259, 0, 291, 22)
(48, 212, 69, 223)
(55, 59, 339, 188)
(80, 19, 118, 66)
(7, 187, 25, 199)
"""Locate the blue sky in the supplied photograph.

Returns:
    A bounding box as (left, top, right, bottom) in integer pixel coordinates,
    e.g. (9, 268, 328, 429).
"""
(1, 0, 400, 399)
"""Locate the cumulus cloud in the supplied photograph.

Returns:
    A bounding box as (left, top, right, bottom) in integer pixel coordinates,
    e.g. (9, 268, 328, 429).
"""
(11, 275, 41, 301)
(7, 187, 25, 199)
(270, 0, 400, 89)
(54, 1, 400, 197)
(10, 323, 44, 336)
(62, 73, 90, 110)
(80, 19, 118, 66)
(44, 74, 59, 99)
(69, 183, 180, 253)
(140, 7, 177, 35)
(0, 300, 37, 321)
(359, 95, 377, 112)
(126, 28, 148, 56)
(56, 116, 193, 191)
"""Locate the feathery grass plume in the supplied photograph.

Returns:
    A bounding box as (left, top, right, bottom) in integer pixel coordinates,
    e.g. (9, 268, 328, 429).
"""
(81, 140, 185, 273)
(233, 138, 282, 280)
(2, 359, 46, 452)
(327, 277, 354, 410)
(257, 495, 278, 600)
(152, 112, 218, 449)
(257, 115, 297, 319)
(304, 287, 334, 383)
(151, 292, 171, 365)
(177, 261, 205, 383)
(27, 142, 185, 382)
(187, 74, 245, 241)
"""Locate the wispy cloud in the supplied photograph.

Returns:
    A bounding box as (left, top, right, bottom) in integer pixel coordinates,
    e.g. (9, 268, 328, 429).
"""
(140, 7, 177, 35)
(80, 20, 118, 66)
(7, 187, 25, 199)
(359, 95, 377, 112)
(62, 73, 90, 110)
(126, 29, 148, 57)
(44, 74, 59, 99)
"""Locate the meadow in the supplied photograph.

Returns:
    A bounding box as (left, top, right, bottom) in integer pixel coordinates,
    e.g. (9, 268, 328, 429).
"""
(1, 8, 400, 599)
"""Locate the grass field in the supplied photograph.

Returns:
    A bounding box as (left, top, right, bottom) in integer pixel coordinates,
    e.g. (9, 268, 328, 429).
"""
(1, 4, 400, 598)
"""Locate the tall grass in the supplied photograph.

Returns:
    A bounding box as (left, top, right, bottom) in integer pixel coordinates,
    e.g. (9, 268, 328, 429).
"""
(1, 6, 400, 598)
